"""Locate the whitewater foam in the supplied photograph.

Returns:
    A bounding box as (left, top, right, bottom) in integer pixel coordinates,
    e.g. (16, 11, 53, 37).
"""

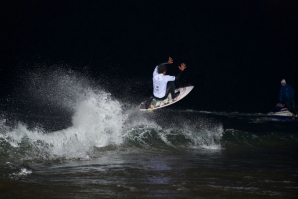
(9, 168, 32, 179)
(0, 68, 223, 161)
(1, 90, 126, 159)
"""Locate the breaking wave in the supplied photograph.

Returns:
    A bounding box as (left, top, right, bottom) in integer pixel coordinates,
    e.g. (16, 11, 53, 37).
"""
(0, 67, 223, 162)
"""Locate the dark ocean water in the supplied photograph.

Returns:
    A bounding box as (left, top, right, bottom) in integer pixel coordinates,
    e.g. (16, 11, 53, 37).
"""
(1, 1, 298, 197)
(0, 70, 297, 199)
(1, 108, 297, 198)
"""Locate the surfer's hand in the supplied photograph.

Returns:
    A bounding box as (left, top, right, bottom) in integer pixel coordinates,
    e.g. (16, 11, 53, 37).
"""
(178, 63, 186, 71)
(167, 57, 173, 64)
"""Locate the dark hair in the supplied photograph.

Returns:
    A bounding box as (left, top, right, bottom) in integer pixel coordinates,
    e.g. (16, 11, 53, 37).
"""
(158, 64, 167, 74)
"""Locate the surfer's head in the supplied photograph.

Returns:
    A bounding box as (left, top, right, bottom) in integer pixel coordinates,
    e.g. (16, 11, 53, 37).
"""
(281, 79, 286, 86)
(158, 64, 167, 74)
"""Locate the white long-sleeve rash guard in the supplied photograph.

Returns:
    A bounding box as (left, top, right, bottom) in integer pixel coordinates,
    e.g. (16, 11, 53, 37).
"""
(152, 63, 175, 98)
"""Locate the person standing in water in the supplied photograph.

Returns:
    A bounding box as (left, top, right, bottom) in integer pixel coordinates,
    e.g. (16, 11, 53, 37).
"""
(279, 79, 297, 120)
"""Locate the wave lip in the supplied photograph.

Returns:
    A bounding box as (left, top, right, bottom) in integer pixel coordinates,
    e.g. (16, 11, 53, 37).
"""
(0, 68, 224, 162)
(0, 90, 126, 160)
(122, 122, 223, 151)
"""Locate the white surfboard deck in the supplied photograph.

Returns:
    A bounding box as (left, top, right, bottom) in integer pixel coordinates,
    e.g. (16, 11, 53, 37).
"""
(139, 86, 194, 111)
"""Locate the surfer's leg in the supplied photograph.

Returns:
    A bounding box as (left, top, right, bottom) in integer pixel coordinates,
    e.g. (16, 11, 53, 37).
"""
(166, 81, 179, 100)
(166, 81, 175, 97)
(145, 96, 154, 109)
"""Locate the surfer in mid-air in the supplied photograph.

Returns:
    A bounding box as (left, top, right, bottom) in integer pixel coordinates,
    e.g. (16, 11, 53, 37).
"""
(140, 57, 193, 111)
(152, 57, 187, 101)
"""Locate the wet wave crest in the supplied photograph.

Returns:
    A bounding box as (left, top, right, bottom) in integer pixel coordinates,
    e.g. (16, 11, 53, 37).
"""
(123, 123, 223, 150)
(0, 68, 223, 162)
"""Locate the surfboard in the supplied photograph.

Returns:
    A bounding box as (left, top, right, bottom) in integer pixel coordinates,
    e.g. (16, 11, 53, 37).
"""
(139, 86, 194, 111)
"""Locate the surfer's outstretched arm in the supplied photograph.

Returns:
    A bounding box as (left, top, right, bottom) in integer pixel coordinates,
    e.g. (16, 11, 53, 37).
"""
(158, 57, 174, 66)
(178, 63, 186, 71)
(175, 63, 187, 80)
(167, 57, 173, 64)
(153, 57, 174, 76)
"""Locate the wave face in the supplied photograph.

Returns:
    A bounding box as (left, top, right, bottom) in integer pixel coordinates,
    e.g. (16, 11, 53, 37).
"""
(0, 68, 223, 162)
(1, 68, 297, 164)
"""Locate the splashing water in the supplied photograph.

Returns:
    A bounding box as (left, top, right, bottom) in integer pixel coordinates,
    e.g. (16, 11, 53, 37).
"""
(0, 67, 223, 161)
(1, 92, 126, 160)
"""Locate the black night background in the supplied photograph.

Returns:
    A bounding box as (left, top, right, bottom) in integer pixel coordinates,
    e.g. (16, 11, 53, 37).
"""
(1, 1, 298, 198)
(1, 0, 297, 114)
